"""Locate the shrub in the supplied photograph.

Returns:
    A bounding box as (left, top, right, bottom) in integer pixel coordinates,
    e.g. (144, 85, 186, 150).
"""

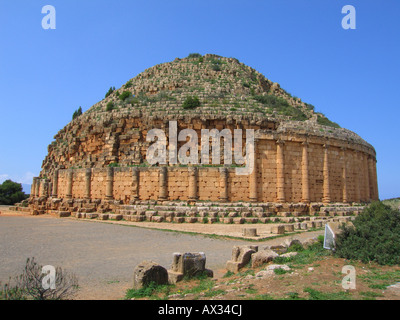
(124, 80, 133, 89)
(335, 202, 400, 265)
(0, 180, 29, 205)
(211, 63, 221, 71)
(119, 91, 132, 101)
(187, 53, 202, 58)
(1, 257, 78, 300)
(316, 114, 340, 128)
(253, 95, 308, 121)
(106, 102, 114, 111)
(108, 163, 120, 167)
(182, 96, 201, 110)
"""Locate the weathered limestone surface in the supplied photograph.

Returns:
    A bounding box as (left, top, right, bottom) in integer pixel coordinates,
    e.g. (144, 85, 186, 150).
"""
(27, 54, 378, 219)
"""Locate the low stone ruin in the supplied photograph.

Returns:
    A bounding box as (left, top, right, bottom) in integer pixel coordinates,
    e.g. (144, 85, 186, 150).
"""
(226, 245, 258, 273)
(133, 252, 214, 289)
(168, 252, 213, 284)
(132, 261, 169, 290)
(226, 237, 319, 273)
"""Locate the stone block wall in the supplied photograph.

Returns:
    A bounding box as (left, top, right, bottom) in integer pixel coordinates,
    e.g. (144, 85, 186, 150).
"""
(31, 131, 379, 204)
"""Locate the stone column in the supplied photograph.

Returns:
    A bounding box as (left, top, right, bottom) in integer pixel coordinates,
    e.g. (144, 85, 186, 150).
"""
(48, 182, 52, 197)
(373, 159, 379, 200)
(341, 148, 348, 203)
(51, 170, 59, 198)
(105, 167, 114, 200)
(35, 177, 40, 197)
(31, 177, 38, 197)
(370, 157, 379, 201)
(188, 167, 198, 201)
(362, 154, 369, 202)
(322, 144, 331, 204)
(354, 151, 361, 203)
(66, 170, 73, 199)
(132, 167, 139, 200)
(276, 140, 285, 203)
(249, 148, 258, 203)
(39, 179, 46, 197)
(84, 169, 92, 199)
(44, 180, 50, 197)
(301, 142, 310, 203)
(219, 167, 228, 202)
(158, 167, 168, 201)
(367, 156, 374, 201)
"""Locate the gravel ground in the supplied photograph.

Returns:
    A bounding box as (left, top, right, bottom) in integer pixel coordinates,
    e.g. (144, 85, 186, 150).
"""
(0, 208, 323, 300)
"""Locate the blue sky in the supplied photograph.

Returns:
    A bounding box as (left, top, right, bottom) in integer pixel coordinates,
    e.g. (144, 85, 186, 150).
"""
(0, 0, 399, 199)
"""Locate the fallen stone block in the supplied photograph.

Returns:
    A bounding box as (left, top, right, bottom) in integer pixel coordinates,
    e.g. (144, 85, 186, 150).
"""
(168, 252, 213, 284)
(267, 245, 287, 255)
(280, 252, 298, 258)
(267, 264, 291, 271)
(281, 239, 302, 248)
(251, 249, 279, 268)
(226, 245, 258, 273)
(133, 261, 169, 290)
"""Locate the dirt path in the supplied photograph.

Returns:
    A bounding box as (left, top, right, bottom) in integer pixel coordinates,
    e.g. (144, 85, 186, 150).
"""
(0, 207, 323, 300)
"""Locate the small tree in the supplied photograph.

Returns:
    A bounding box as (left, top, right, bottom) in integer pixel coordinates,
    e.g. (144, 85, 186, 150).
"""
(72, 106, 82, 120)
(105, 86, 115, 98)
(0, 180, 28, 205)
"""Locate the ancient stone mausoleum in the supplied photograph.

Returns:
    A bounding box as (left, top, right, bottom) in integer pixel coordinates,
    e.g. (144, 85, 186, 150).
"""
(26, 54, 378, 221)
